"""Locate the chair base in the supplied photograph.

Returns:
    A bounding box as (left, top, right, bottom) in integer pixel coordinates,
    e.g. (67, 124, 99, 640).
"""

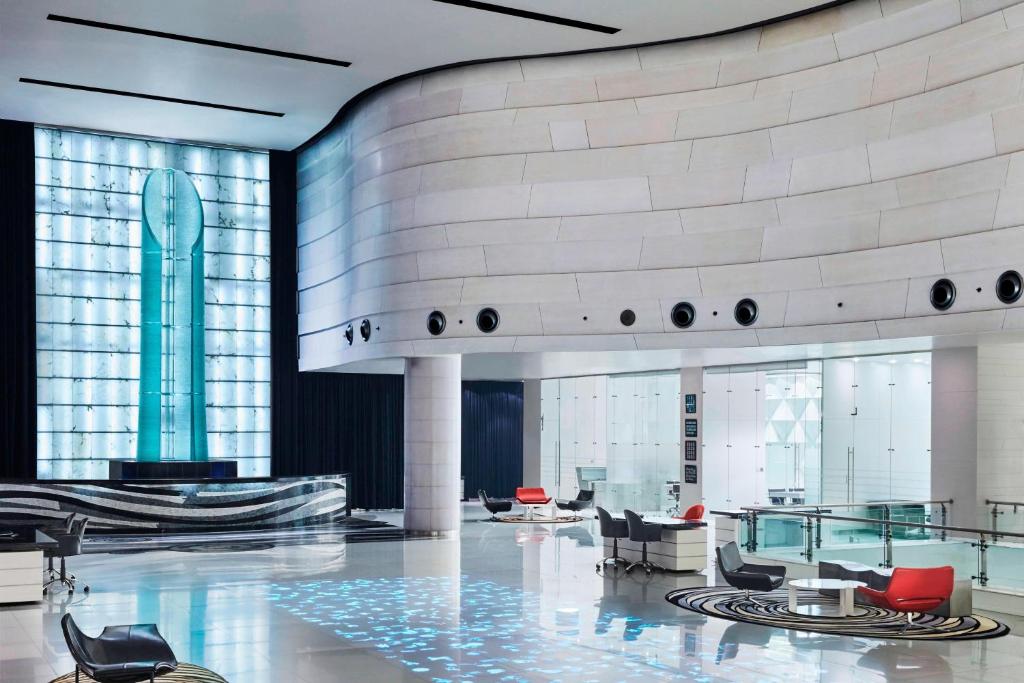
(626, 559, 664, 575)
(44, 558, 89, 595)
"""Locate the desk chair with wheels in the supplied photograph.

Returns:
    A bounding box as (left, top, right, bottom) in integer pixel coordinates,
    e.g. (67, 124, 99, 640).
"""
(624, 509, 664, 575)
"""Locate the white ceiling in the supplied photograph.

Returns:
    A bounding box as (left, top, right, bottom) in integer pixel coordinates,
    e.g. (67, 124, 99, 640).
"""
(1, 0, 831, 150)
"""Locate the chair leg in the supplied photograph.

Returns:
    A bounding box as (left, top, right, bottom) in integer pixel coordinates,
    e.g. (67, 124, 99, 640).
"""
(900, 612, 914, 634)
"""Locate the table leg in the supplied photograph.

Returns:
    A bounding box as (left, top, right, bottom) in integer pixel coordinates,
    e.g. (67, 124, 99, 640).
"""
(788, 583, 797, 612)
(840, 587, 851, 617)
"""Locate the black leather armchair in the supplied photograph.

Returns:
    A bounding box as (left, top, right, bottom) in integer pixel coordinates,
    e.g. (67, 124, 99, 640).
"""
(596, 506, 629, 572)
(44, 517, 89, 595)
(715, 541, 786, 603)
(624, 509, 664, 575)
(555, 489, 594, 514)
(478, 490, 513, 520)
(61, 613, 178, 683)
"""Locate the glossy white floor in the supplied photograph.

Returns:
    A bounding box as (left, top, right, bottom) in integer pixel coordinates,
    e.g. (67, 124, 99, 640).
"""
(2, 506, 1022, 683)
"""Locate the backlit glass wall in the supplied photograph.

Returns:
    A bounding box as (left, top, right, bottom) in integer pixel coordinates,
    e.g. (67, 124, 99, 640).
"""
(34, 127, 271, 478)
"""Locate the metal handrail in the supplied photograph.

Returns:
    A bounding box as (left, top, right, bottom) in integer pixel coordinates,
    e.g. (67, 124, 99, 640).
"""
(986, 499, 1024, 507)
(754, 499, 952, 510)
(739, 507, 1021, 538)
(986, 499, 1024, 541)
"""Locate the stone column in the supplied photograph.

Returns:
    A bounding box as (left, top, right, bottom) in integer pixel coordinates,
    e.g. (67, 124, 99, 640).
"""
(930, 347, 978, 528)
(404, 355, 462, 533)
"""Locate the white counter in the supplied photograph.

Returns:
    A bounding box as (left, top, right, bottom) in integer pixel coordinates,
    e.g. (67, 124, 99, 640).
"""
(604, 519, 707, 572)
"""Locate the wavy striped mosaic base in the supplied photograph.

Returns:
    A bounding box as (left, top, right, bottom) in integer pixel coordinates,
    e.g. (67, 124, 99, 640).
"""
(51, 663, 227, 683)
(666, 586, 1009, 641)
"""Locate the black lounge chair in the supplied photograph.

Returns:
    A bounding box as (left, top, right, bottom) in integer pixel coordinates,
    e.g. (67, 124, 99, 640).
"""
(478, 489, 513, 520)
(61, 613, 178, 683)
(715, 541, 786, 604)
(554, 489, 594, 515)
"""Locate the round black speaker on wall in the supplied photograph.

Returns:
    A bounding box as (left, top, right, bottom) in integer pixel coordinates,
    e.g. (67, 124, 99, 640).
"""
(476, 307, 500, 333)
(344, 324, 354, 346)
(930, 279, 956, 311)
(670, 302, 696, 329)
(734, 298, 758, 326)
(360, 319, 372, 341)
(996, 270, 1023, 304)
(427, 310, 446, 336)
(620, 309, 636, 327)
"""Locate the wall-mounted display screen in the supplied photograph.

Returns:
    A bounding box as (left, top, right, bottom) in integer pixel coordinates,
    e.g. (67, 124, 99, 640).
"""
(684, 394, 697, 414)
(684, 419, 698, 438)
(685, 440, 697, 461)
(684, 464, 698, 484)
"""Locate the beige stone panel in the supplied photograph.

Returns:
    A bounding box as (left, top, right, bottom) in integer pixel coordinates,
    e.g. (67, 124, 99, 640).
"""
(789, 74, 875, 121)
(784, 280, 911, 326)
(344, 225, 449, 271)
(576, 268, 701, 301)
(485, 240, 642, 275)
(871, 56, 930, 104)
(880, 0, 934, 13)
(877, 310, 1006, 337)
(995, 104, 1024, 154)
(760, 1, 884, 50)
(352, 126, 420, 171)
(835, 0, 962, 59)
(761, 213, 881, 259)
(413, 185, 532, 226)
(876, 11, 1007, 66)
(421, 61, 524, 95)
(521, 49, 641, 80)
(789, 146, 872, 195)
(505, 77, 598, 108)
(868, 115, 997, 181)
(539, 302, 665, 335)
(414, 109, 520, 137)
(941, 225, 1024, 270)
(389, 198, 416, 231)
(1007, 2, 1024, 27)
(303, 252, 419, 294)
(962, 0, 1024, 21)
(675, 94, 792, 140)
(756, 322, 880, 346)
(680, 199, 780, 232)
(387, 89, 463, 130)
(770, 104, 894, 159)
(819, 241, 945, 286)
(666, 291, 790, 331)
(892, 66, 1022, 135)
(1006, 150, 1024, 185)
(904, 267, 1009, 316)
(649, 167, 747, 210)
(896, 155, 1010, 205)
(994, 186, 1024, 227)
(689, 130, 773, 170)
(417, 246, 487, 281)
(926, 27, 1024, 90)
(459, 84, 510, 114)
(528, 177, 652, 217)
(523, 141, 690, 183)
(376, 278, 466, 314)
(637, 329, 762, 350)
(718, 35, 839, 86)
(756, 54, 878, 99)
(558, 210, 682, 241)
(378, 123, 551, 174)
(461, 273, 580, 304)
(445, 217, 560, 247)
(511, 334, 640, 353)
(595, 60, 719, 100)
(743, 160, 792, 202)
(777, 181, 901, 224)
(638, 29, 762, 70)
(549, 120, 589, 151)
(586, 111, 679, 148)
(699, 258, 822, 295)
(880, 191, 1000, 245)
(639, 228, 764, 269)
(637, 82, 756, 115)
(419, 155, 527, 194)
(513, 99, 637, 126)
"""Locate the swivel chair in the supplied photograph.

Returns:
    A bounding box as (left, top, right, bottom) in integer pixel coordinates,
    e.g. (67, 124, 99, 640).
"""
(44, 517, 89, 595)
(554, 489, 594, 516)
(478, 490, 512, 520)
(595, 506, 629, 572)
(624, 509, 663, 575)
(856, 566, 954, 633)
(715, 541, 786, 605)
(62, 613, 178, 683)
(674, 504, 705, 522)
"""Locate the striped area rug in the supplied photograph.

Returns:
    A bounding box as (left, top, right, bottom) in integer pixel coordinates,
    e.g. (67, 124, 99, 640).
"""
(51, 663, 227, 683)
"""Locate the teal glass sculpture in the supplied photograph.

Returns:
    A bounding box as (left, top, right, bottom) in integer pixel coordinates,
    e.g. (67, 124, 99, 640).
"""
(137, 168, 208, 462)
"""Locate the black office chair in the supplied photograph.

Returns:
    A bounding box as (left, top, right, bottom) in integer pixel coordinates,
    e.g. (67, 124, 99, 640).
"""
(44, 517, 89, 595)
(715, 541, 786, 604)
(555, 489, 594, 515)
(62, 613, 178, 683)
(623, 509, 663, 575)
(478, 490, 513, 520)
(595, 506, 629, 572)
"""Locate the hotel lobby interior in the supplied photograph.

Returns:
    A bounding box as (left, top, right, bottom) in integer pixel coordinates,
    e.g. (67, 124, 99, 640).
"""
(6, 0, 1024, 680)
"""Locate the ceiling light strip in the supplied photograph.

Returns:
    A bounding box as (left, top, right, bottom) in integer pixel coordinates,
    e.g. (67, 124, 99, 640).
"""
(431, 0, 620, 34)
(47, 14, 351, 67)
(19, 78, 285, 117)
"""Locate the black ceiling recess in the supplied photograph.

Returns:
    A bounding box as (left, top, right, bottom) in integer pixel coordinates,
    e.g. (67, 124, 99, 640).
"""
(619, 309, 636, 327)
(670, 302, 696, 329)
(47, 14, 351, 66)
(427, 310, 446, 336)
(359, 319, 372, 341)
(930, 279, 956, 311)
(734, 299, 758, 326)
(996, 270, 1023, 304)
(431, 0, 620, 34)
(476, 307, 500, 333)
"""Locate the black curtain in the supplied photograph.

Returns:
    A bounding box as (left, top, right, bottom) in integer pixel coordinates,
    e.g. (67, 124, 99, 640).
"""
(269, 149, 404, 509)
(462, 381, 524, 499)
(0, 119, 37, 479)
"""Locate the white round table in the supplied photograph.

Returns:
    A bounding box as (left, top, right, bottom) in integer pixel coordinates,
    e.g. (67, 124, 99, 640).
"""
(787, 578, 866, 617)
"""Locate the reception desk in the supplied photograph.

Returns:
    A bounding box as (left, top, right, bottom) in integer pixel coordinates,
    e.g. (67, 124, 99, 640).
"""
(604, 516, 707, 572)
(0, 530, 56, 604)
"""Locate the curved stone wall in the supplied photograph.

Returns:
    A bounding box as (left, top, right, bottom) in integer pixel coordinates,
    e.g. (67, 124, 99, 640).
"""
(297, 0, 1024, 371)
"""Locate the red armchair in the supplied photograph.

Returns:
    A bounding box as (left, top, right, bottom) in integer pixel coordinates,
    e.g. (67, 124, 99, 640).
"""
(856, 566, 954, 633)
(515, 487, 552, 504)
(674, 504, 705, 522)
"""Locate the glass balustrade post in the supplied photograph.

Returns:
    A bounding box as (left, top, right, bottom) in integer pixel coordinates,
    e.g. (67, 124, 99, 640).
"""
(972, 534, 989, 587)
(881, 507, 893, 569)
(940, 503, 947, 541)
(814, 509, 822, 549)
(802, 516, 814, 562)
(991, 503, 1000, 542)
(746, 512, 758, 553)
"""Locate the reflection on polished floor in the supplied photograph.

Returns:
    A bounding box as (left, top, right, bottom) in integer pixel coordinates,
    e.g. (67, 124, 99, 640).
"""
(1, 506, 1021, 683)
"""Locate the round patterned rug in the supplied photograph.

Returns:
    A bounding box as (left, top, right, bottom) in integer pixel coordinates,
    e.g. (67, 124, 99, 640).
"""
(51, 663, 227, 683)
(496, 514, 583, 524)
(665, 586, 1010, 641)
